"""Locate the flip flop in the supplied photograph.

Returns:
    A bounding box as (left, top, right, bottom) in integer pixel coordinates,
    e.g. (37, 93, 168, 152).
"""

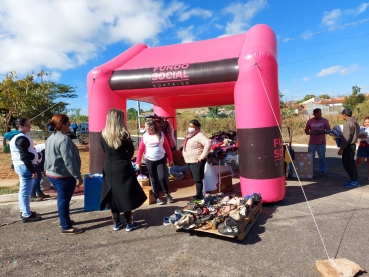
(60, 228, 84, 235)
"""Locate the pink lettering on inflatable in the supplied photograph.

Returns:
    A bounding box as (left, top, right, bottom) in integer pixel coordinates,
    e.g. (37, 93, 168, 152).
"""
(151, 64, 190, 84)
(273, 138, 283, 161)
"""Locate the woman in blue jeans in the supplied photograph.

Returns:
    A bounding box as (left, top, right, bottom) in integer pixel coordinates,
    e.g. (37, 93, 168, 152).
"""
(45, 114, 84, 235)
(6, 118, 42, 223)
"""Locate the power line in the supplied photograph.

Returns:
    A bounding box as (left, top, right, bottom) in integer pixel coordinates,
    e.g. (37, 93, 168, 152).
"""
(280, 44, 369, 66)
(278, 18, 369, 43)
(279, 33, 369, 52)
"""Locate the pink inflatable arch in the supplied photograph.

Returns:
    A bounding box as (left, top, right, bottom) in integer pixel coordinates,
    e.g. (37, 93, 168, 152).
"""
(87, 24, 285, 202)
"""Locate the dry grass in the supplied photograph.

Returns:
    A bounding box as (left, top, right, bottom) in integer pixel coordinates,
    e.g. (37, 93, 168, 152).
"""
(126, 112, 344, 145)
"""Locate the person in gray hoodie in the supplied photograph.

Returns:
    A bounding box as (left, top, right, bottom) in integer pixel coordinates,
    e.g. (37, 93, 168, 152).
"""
(338, 108, 360, 188)
(44, 114, 84, 235)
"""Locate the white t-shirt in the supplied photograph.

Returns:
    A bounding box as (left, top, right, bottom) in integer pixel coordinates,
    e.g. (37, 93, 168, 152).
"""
(142, 132, 166, 161)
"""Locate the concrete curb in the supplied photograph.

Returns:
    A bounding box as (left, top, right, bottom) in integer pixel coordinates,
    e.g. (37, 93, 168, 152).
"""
(0, 193, 18, 204)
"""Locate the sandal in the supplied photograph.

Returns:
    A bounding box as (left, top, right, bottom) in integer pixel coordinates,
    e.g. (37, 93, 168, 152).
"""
(60, 228, 84, 235)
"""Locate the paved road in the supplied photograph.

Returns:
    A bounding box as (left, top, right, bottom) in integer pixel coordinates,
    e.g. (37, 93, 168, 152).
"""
(1, 137, 369, 276)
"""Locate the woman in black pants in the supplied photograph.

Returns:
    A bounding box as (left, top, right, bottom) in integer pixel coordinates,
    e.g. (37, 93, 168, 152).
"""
(182, 120, 211, 200)
(136, 119, 174, 204)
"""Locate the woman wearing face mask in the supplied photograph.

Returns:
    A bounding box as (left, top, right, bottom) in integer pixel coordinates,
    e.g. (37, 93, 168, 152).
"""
(136, 119, 174, 205)
(182, 119, 211, 200)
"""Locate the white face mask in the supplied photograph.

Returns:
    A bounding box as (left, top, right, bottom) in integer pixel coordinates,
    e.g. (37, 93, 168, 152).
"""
(188, 127, 196, 133)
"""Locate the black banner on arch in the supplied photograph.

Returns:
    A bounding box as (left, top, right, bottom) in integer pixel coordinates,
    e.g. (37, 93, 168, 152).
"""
(237, 126, 285, 180)
(109, 58, 239, 90)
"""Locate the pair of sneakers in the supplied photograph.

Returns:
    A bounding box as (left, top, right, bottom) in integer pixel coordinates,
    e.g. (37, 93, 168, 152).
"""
(156, 194, 173, 205)
(344, 180, 360, 188)
(113, 221, 139, 232)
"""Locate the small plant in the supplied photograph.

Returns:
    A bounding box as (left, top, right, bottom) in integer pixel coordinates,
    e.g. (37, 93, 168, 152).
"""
(3, 144, 10, 153)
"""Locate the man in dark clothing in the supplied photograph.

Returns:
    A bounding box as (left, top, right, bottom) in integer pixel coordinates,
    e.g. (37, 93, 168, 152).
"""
(338, 108, 360, 188)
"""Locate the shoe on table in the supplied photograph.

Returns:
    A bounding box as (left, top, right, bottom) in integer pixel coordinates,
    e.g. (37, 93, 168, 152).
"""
(344, 181, 360, 188)
(156, 198, 164, 205)
(30, 195, 43, 202)
(126, 221, 139, 232)
(113, 221, 124, 231)
(37, 192, 50, 198)
(166, 194, 173, 203)
(22, 213, 42, 223)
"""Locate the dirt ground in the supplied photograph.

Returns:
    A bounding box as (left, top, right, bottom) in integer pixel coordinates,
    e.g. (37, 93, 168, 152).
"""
(0, 143, 90, 185)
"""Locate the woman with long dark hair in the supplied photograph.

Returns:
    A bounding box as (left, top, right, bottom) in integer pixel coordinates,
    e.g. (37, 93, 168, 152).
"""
(45, 114, 84, 234)
(182, 119, 211, 200)
(100, 109, 147, 231)
(136, 119, 174, 205)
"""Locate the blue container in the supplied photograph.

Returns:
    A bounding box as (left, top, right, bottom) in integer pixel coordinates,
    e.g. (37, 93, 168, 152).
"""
(84, 174, 103, 211)
(335, 138, 341, 148)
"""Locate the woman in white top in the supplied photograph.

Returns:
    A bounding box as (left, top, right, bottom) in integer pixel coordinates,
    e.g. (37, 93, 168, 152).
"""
(136, 119, 174, 205)
(6, 118, 42, 222)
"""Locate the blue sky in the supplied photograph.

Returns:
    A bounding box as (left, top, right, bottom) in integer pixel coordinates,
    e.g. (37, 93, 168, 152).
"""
(0, 0, 368, 115)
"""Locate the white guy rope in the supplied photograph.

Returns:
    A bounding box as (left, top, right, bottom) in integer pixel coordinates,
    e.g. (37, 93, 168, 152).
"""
(253, 62, 331, 260)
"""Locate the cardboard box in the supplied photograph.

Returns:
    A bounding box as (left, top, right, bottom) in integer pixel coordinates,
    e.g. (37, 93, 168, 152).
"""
(142, 186, 156, 205)
(291, 152, 313, 179)
(138, 178, 150, 187)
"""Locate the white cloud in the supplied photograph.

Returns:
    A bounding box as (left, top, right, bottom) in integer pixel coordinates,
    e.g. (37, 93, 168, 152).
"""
(317, 66, 343, 76)
(177, 26, 195, 43)
(0, 0, 183, 75)
(282, 89, 290, 93)
(322, 3, 369, 26)
(221, 0, 267, 36)
(215, 23, 224, 30)
(179, 8, 212, 22)
(322, 9, 341, 26)
(357, 3, 369, 13)
(345, 3, 369, 15)
(48, 71, 61, 82)
(338, 64, 359, 75)
(302, 77, 309, 82)
(316, 64, 359, 77)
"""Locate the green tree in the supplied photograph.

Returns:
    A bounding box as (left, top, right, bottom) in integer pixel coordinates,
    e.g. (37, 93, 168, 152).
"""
(224, 105, 234, 111)
(208, 106, 219, 118)
(279, 93, 286, 109)
(344, 86, 366, 110)
(66, 108, 88, 123)
(302, 94, 316, 101)
(0, 71, 76, 145)
(318, 94, 330, 99)
(127, 107, 138, 121)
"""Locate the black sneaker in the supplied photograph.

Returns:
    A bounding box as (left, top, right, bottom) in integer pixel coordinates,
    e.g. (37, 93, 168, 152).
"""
(20, 211, 37, 219)
(22, 213, 42, 223)
(166, 194, 173, 203)
(156, 198, 164, 205)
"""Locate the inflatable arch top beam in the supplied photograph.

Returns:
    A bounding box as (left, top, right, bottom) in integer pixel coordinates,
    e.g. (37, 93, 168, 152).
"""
(87, 24, 285, 202)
